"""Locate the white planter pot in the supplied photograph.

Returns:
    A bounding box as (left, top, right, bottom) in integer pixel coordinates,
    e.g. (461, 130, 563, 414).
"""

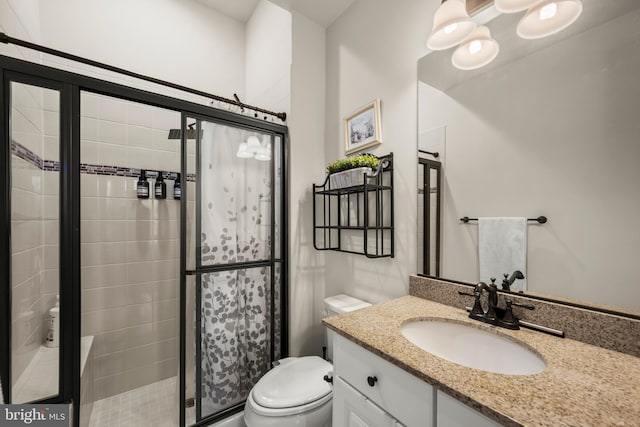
(329, 167, 373, 190)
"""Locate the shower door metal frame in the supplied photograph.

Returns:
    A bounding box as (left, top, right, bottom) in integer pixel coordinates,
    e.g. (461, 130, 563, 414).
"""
(419, 158, 442, 276)
(181, 112, 288, 426)
(0, 63, 81, 415)
(0, 53, 288, 427)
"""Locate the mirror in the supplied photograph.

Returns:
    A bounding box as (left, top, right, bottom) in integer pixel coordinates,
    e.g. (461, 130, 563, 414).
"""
(417, 0, 640, 312)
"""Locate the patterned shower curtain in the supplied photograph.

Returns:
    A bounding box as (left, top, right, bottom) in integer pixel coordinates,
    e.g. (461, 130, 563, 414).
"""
(198, 122, 274, 414)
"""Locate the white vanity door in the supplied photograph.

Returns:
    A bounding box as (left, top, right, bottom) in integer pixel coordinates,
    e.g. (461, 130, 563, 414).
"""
(436, 391, 501, 427)
(333, 377, 404, 427)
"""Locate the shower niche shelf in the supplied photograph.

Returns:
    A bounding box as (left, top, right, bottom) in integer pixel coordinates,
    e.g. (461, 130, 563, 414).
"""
(313, 152, 394, 258)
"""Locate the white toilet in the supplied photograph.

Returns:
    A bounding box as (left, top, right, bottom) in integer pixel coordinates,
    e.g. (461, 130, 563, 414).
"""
(244, 294, 371, 427)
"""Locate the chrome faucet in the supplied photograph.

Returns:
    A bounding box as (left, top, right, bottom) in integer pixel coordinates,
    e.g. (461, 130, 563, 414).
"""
(459, 278, 534, 330)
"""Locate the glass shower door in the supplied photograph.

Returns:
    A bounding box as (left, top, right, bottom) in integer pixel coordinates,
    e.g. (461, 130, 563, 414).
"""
(183, 118, 284, 425)
(2, 79, 62, 404)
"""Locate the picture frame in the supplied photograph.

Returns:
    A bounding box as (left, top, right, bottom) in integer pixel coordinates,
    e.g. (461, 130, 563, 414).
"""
(344, 99, 382, 155)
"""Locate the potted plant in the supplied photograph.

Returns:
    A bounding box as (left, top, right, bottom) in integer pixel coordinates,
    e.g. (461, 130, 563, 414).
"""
(327, 153, 381, 189)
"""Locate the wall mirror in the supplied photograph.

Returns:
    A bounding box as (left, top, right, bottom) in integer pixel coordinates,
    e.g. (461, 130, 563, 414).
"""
(417, 0, 640, 313)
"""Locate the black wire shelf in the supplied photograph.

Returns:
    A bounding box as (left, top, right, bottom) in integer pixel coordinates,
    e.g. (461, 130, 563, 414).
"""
(312, 153, 394, 258)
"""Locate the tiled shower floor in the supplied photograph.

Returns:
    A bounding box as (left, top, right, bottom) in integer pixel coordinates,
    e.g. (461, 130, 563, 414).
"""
(89, 377, 193, 427)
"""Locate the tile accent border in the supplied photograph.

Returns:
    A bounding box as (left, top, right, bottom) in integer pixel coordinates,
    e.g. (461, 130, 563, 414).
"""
(409, 275, 640, 357)
(11, 140, 195, 181)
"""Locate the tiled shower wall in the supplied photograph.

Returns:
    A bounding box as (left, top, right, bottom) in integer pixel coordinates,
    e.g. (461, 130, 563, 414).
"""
(10, 82, 60, 387)
(80, 93, 181, 400)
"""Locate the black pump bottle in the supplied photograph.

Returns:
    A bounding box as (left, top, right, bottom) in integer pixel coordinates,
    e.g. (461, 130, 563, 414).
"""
(155, 171, 167, 199)
(137, 170, 149, 199)
(173, 173, 182, 200)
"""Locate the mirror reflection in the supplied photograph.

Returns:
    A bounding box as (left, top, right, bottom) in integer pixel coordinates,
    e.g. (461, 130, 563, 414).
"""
(417, 0, 640, 312)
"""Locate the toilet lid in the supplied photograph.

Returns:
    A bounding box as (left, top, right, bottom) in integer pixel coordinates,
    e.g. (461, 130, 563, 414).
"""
(252, 356, 332, 409)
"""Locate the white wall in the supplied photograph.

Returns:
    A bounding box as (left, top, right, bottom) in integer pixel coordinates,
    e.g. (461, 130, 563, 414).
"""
(8, 0, 246, 99)
(288, 11, 326, 356)
(418, 8, 640, 310)
(323, 0, 432, 303)
(245, 0, 291, 114)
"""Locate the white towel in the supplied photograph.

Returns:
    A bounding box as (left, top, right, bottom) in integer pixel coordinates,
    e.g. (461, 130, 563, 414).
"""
(479, 217, 527, 291)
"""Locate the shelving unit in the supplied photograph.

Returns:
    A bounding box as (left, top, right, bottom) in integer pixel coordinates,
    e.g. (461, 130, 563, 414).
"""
(313, 153, 394, 258)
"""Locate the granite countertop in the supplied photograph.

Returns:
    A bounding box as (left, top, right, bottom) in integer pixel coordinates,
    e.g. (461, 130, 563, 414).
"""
(323, 295, 640, 427)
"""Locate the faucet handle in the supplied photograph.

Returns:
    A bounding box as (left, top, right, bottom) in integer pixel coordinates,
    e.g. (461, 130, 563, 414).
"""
(490, 277, 497, 285)
(458, 290, 484, 316)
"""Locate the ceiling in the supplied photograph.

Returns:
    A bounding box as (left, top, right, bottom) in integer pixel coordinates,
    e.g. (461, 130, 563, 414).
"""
(195, 0, 355, 28)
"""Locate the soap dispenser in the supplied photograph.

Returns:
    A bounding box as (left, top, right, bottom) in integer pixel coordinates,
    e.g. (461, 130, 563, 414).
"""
(137, 170, 150, 199)
(173, 173, 182, 200)
(155, 171, 167, 199)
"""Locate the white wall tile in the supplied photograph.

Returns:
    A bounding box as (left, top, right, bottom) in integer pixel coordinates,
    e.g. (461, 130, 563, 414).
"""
(81, 117, 99, 142)
(98, 142, 128, 166)
(80, 140, 99, 164)
(127, 103, 154, 128)
(98, 96, 128, 124)
(80, 93, 99, 119)
(98, 121, 127, 147)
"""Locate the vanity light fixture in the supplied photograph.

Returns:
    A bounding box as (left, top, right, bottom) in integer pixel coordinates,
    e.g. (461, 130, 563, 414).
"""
(452, 26, 499, 70)
(517, 0, 583, 39)
(494, 0, 540, 13)
(429, 0, 584, 71)
(427, 0, 477, 50)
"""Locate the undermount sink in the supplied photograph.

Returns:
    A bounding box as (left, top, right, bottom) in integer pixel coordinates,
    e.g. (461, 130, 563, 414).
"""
(401, 320, 546, 375)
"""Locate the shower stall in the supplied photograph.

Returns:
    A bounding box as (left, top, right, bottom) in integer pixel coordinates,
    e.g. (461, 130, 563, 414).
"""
(0, 48, 287, 427)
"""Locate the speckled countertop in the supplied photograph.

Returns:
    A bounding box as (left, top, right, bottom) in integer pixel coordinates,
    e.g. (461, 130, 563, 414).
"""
(323, 296, 640, 427)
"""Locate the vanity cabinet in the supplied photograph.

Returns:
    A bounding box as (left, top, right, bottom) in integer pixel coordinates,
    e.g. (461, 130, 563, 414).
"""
(332, 334, 502, 427)
(333, 377, 404, 426)
(436, 391, 501, 427)
(332, 334, 434, 427)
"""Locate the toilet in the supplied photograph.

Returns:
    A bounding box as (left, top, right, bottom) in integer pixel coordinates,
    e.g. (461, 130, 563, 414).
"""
(244, 294, 371, 427)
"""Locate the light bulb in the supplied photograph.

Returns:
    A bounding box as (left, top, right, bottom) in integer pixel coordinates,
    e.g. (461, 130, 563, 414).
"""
(444, 23, 458, 35)
(468, 40, 482, 55)
(539, 2, 557, 20)
(452, 26, 499, 71)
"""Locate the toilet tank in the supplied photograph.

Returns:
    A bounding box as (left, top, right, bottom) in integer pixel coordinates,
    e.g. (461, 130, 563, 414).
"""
(323, 294, 371, 361)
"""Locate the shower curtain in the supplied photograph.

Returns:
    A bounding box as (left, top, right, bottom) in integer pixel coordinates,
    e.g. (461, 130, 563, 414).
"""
(198, 122, 274, 414)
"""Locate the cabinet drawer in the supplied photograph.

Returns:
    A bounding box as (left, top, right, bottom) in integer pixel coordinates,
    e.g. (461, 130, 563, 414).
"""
(333, 334, 434, 427)
(334, 377, 403, 427)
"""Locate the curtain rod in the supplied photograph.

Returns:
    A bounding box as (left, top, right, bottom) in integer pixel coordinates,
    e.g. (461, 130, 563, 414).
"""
(0, 31, 287, 122)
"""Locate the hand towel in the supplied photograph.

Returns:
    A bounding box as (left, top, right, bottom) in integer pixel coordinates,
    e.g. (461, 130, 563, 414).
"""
(479, 217, 527, 291)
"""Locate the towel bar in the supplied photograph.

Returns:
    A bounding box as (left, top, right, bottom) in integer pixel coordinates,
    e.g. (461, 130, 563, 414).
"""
(460, 216, 547, 224)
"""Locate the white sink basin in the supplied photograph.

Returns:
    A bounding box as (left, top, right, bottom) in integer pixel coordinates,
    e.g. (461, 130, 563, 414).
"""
(401, 320, 546, 375)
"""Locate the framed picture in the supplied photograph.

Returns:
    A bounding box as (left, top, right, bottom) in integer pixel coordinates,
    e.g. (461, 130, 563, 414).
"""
(344, 99, 382, 155)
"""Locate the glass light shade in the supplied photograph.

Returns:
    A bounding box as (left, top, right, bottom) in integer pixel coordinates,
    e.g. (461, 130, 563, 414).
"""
(246, 135, 261, 153)
(517, 0, 583, 39)
(236, 142, 253, 158)
(452, 26, 499, 70)
(427, 0, 477, 50)
(494, 0, 543, 13)
(254, 146, 271, 161)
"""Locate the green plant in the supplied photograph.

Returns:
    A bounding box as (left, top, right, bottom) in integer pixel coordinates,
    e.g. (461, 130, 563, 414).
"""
(327, 154, 380, 174)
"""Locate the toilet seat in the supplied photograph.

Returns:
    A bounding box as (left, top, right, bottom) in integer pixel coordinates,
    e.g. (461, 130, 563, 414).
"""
(248, 356, 333, 416)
